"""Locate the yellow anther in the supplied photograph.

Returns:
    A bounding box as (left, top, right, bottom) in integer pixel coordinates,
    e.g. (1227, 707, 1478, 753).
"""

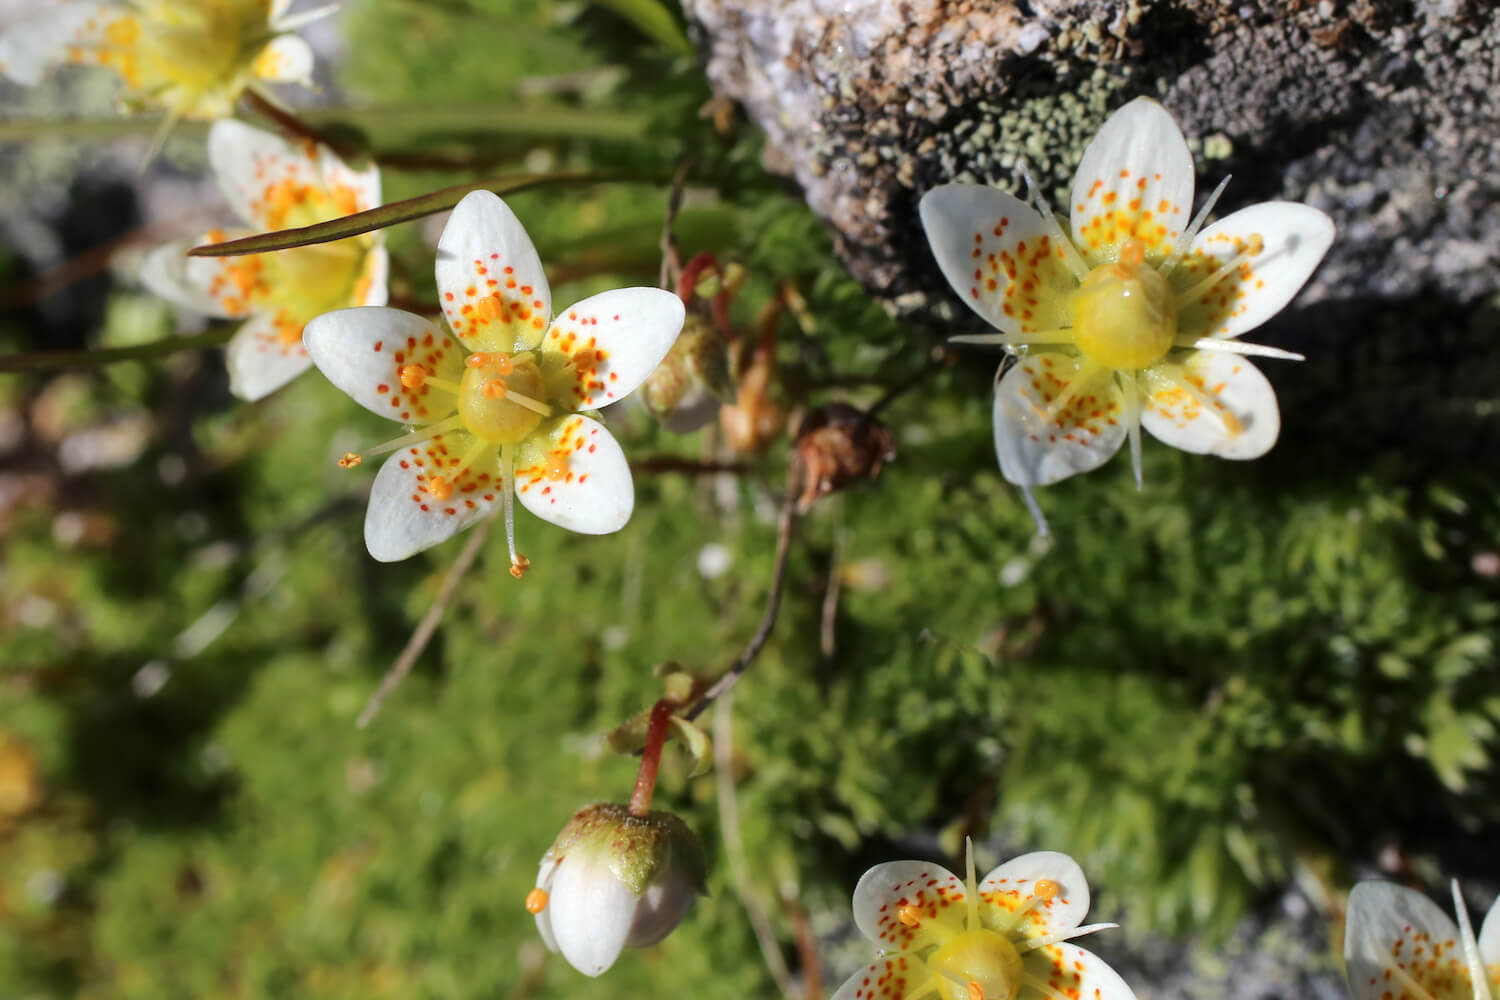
(426, 476, 453, 501)
(898, 905, 922, 928)
(465, 353, 494, 369)
(509, 554, 531, 580)
(482, 379, 509, 399)
(399, 364, 428, 390)
(967, 982, 985, 1000)
(525, 888, 549, 914)
(338, 452, 363, 468)
(1032, 879, 1060, 901)
(492, 355, 515, 376)
(1116, 237, 1145, 270)
(544, 455, 569, 482)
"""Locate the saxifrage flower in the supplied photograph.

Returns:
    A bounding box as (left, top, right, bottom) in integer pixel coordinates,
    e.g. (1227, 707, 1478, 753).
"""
(920, 98, 1334, 531)
(141, 119, 387, 401)
(304, 190, 685, 566)
(833, 841, 1135, 1000)
(0, 0, 332, 122)
(1345, 879, 1499, 1000)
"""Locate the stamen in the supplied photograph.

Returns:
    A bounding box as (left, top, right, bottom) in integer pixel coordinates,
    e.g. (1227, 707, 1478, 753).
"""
(967, 981, 984, 1000)
(1019, 160, 1089, 281)
(1032, 879, 1060, 901)
(1175, 233, 1264, 306)
(898, 905, 922, 928)
(1118, 370, 1143, 491)
(525, 888, 549, 914)
(426, 476, 453, 500)
(1115, 238, 1145, 271)
(1023, 973, 1075, 1000)
(466, 352, 517, 374)
(501, 445, 528, 579)
(1175, 336, 1304, 361)
(504, 389, 553, 418)
(544, 455, 570, 482)
(1019, 922, 1120, 953)
(1159, 174, 1232, 278)
(950, 328, 1077, 349)
(1043, 359, 1101, 423)
(344, 414, 464, 463)
(1019, 484, 1050, 539)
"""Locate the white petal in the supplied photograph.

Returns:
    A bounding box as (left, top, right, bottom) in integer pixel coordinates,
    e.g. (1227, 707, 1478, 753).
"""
(547, 850, 637, 977)
(1069, 97, 1196, 265)
(252, 34, 314, 85)
(359, 244, 390, 306)
(1024, 943, 1137, 1000)
(993, 355, 1127, 487)
(0, 2, 113, 86)
(1481, 894, 1500, 972)
(139, 237, 253, 319)
(920, 184, 1075, 337)
(1345, 881, 1466, 1000)
(208, 120, 319, 229)
(225, 310, 312, 401)
(316, 143, 382, 215)
(515, 415, 633, 534)
(533, 856, 562, 953)
(363, 432, 503, 562)
(436, 190, 551, 353)
(851, 859, 965, 950)
(541, 288, 685, 410)
(1177, 201, 1335, 340)
(623, 864, 700, 948)
(830, 958, 910, 1000)
(1455, 882, 1495, 1000)
(270, 2, 339, 32)
(979, 851, 1090, 941)
(1139, 352, 1279, 460)
(303, 307, 464, 424)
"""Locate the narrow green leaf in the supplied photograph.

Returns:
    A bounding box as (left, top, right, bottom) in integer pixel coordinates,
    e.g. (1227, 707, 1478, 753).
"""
(0, 325, 237, 372)
(189, 169, 670, 258)
(594, 0, 694, 56)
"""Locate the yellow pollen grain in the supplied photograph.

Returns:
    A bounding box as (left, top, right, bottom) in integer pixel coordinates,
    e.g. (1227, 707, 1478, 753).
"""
(1033, 879, 1060, 901)
(525, 888, 548, 914)
(465, 353, 494, 369)
(427, 476, 454, 501)
(544, 456, 569, 482)
(898, 905, 921, 928)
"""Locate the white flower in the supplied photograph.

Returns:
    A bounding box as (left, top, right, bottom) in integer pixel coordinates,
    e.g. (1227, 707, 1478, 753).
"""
(0, 0, 333, 121)
(1345, 880, 1500, 1000)
(833, 840, 1135, 1000)
(920, 97, 1334, 531)
(140, 119, 387, 401)
(304, 190, 685, 565)
(528, 802, 706, 978)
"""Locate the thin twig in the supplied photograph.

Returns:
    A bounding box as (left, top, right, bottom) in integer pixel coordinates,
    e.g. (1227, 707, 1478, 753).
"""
(357, 517, 494, 728)
(714, 691, 798, 1000)
(784, 893, 824, 1000)
(819, 529, 843, 659)
(659, 159, 695, 290)
(684, 463, 799, 723)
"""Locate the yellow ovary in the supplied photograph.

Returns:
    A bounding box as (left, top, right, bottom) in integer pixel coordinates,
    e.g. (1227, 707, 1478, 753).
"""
(457, 353, 549, 444)
(1069, 238, 1177, 370)
(928, 930, 1022, 1000)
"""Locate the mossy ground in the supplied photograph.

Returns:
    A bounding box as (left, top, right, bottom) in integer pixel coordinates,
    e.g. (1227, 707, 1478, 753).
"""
(2, 1, 1498, 998)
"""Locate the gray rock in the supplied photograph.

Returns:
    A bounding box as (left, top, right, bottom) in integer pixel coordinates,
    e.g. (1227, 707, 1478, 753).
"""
(685, 0, 1500, 316)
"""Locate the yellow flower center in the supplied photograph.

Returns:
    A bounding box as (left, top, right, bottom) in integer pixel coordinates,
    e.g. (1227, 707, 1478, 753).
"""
(928, 929, 1022, 1000)
(1069, 238, 1177, 370)
(101, 0, 272, 110)
(457, 353, 551, 444)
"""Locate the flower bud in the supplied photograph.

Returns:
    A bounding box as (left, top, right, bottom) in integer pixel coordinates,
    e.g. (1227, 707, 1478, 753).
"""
(530, 802, 707, 977)
(639, 314, 734, 432)
(793, 403, 897, 512)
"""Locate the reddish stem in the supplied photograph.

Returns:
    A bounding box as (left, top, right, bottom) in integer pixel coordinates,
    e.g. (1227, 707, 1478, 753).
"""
(675, 251, 734, 341)
(628, 699, 676, 817)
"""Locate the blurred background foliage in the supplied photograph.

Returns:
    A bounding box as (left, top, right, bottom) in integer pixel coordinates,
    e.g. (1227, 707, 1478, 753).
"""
(1, 0, 1498, 998)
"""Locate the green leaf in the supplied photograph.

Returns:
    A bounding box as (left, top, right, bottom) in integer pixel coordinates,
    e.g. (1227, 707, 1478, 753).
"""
(188, 169, 669, 258)
(594, 0, 694, 55)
